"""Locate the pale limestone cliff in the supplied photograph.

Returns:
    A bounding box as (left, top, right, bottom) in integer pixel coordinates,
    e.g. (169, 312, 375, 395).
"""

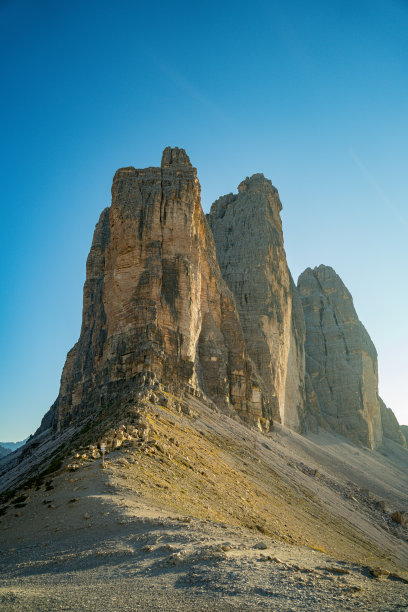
(298, 265, 383, 449)
(208, 174, 306, 430)
(40, 148, 273, 434)
(35, 150, 405, 451)
(379, 398, 407, 447)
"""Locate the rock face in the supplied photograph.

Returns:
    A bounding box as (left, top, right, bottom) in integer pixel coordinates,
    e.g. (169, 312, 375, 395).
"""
(401, 425, 408, 446)
(298, 265, 383, 449)
(0, 446, 11, 458)
(34, 148, 405, 454)
(208, 174, 306, 430)
(40, 148, 273, 434)
(379, 399, 407, 447)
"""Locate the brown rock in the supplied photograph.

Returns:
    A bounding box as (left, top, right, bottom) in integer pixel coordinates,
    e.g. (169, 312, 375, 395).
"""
(38, 148, 272, 433)
(369, 567, 390, 579)
(389, 510, 407, 526)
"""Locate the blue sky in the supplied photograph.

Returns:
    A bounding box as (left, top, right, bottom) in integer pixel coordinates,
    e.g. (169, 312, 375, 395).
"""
(1, 0, 407, 441)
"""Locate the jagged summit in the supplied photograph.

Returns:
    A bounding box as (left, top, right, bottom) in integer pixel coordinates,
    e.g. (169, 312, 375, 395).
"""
(300, 265, 349, 286)
(300, 264, 337, 277)
(237, 173, 280, 203)
(161, 146, 192, 168)
(298, 264, 382, 448)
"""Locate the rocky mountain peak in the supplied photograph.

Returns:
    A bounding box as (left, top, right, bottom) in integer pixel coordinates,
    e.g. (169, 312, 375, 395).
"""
(36, 148, 273, 437)
(161, 146, 192, 168)
(209, 173, 306, 430)
(298, 264, 382, 448)
(237, 172, 274, 192)
(301, 265, 349, 290)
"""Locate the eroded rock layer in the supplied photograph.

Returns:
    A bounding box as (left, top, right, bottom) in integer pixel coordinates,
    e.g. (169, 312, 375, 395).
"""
(40, 148, 273, 434)
(208, 174, 306, 430)
(298, 265, 383, 448)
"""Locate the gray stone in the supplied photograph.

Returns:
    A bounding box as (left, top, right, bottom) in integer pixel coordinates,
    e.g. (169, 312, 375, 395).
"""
(298, 265, 382, 448)
(208, 174, 306, 431)
(379, 398, 406, 447)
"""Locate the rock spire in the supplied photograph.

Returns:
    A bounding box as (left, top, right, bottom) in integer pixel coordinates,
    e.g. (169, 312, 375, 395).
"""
(208, 173, 306, 430)
(298, 265, 383, 448)
(40, 148, 273, 434)
(36, 149, 406, 453)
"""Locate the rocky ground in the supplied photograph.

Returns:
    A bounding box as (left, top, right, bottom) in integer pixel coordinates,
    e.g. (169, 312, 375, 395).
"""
(1, 393, 407, 610)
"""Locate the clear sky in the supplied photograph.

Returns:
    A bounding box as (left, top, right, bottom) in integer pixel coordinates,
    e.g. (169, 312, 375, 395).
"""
(1, 0, 407, 441)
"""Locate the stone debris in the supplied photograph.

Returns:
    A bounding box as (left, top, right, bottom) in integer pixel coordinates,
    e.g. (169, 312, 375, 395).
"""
(253, 541, 268, 550)
(389, 510, 407, 526)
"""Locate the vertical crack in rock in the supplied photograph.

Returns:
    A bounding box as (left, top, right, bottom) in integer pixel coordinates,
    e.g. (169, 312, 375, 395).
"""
(332, 310, 350, 360)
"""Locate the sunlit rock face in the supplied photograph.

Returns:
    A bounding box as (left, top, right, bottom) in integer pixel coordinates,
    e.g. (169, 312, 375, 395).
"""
(40, 148, 273, 433)
(36, 148, 404, 449)
(298, 265, 383, 449)
(208, 174, 307, 431)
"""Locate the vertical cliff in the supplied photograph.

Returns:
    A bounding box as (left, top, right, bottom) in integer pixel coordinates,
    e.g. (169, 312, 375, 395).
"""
(298, 265, 383, 448)
(40, 148, 273, 433)
(379, 398, 407, 447)
(35, 149, 405, 450)
(208, 174, 306, 430)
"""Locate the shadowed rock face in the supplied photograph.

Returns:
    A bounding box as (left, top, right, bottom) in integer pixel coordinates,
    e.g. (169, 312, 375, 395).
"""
(379, 398, 407, 447)
(40, 148, 273, 433)
(0, 446, 11, 458)
(208, 174, 306, 431)
(298, 265, 383, 449)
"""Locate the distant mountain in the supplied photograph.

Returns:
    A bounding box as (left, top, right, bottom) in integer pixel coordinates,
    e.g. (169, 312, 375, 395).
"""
(0, 438, 28, 451)
(0, 445, 11, 458)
